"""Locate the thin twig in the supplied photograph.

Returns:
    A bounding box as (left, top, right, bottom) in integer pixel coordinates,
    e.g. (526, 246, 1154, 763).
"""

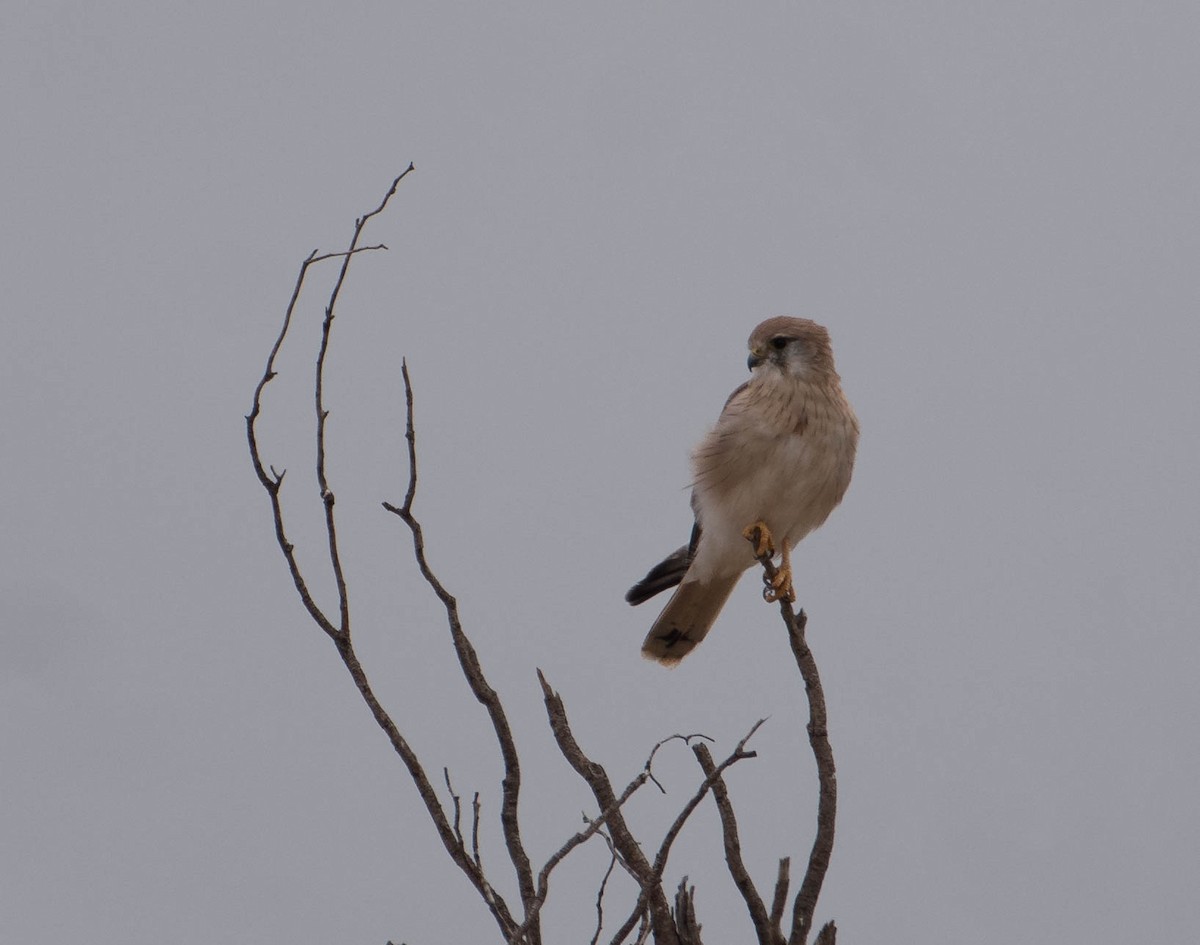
(445, 768, 465, 850)
(245, 202, 398, 644)
(246, 246, 343, 642)
(314, 165, 414, 639)
(511, 726, 711, 945)
(644, 732, 713, 795)
(507, 771, 647, 945)
(590, 844, 619, 945)
(511, 683, 704, 944)
(384, 361, 539, 945)
(594, 821, 641, 885)
(472, 792, 483, 871)
(651, 721, 764, 880)
(607, 720, 765, 945)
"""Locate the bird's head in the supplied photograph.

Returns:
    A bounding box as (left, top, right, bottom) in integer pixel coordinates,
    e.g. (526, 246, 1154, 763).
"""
(746, 316, 838, 381)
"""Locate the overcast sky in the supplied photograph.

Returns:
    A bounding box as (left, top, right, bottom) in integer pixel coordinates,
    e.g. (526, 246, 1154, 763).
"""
(3, 3, 1198, 943)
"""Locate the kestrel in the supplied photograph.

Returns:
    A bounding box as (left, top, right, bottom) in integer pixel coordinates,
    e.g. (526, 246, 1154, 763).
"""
(628, 317, 859, 665)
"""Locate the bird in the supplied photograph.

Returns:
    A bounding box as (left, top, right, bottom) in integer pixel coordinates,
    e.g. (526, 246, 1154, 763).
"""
(627, 316, 858, 665)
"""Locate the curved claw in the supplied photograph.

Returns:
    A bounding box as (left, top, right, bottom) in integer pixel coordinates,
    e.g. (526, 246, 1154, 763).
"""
(741, 520, 776, 560)
(762, 565, 796, 604)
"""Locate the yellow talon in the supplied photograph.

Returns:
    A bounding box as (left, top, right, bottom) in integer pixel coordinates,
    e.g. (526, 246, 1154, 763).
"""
(764, 564, 796, 603)
(741, 520, 775, 560)
(744, 521, 797, 603)
(758, 538, 796, 604)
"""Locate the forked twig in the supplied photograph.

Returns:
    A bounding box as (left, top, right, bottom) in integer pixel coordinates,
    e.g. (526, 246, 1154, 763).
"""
(537, 671, 680, 945)
(508, 722, 715, 944)
(247, 167, 526, 942)
(693, 743, 777, 945)
(384, 362, 540, 944)
(602, 720, 765, 945)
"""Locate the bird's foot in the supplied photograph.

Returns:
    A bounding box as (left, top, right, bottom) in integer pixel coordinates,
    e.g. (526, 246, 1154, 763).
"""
(741, 521, 775, 560)
(763, 564, 796, 604)
(743, 524, 796, 604)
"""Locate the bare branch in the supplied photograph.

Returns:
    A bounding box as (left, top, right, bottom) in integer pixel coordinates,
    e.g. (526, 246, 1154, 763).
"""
(314, 164, 415, 639)
(644, 732, 713, 795)
(384, 362, 539, 944)
(309, 244, 388, 264)
(693, 743, 777, 945)
(537, 670, 680, 945)
(594, 821, 642, 887)
(507, 772, 647, 945)
(246, 245, 341, 642)
(249, 168, 530, 942)
(608, 894, 650, 945)
(590, 844, 619, 945)
(445, 768, 466, 851)
(746, 527, 837, 945)
(472, 791, 483, 871)
(511, 724, 713, 944)
(332, 635, 518, 938)
(813, 921, 836, 945)
(253, 171, 846, 945)
(246, 172, 408, 644)
(769, 858, 791, 934)
(651, 722, 764, 881)
(606, 720, 766, 945)
(672, 877, 702, 945)
(633, 912, 652, 945)
(783, 607, 836, 945)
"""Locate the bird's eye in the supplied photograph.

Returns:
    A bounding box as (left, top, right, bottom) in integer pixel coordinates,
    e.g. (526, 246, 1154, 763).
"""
(770, 336, 789, 350)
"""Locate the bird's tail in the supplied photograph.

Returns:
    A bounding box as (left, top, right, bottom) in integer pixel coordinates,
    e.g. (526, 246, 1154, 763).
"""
(640, 575, 739, 666)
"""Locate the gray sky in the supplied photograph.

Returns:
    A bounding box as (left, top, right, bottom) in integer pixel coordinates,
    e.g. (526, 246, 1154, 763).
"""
(3, 2, 1198, 943)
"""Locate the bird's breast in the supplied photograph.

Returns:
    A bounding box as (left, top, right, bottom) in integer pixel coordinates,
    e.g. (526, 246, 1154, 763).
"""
(687, 380, 857, 577)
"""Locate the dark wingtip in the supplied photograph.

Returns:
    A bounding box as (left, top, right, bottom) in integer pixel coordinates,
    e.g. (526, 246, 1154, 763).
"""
(626, 580, 664, 606)
(625, 545, 692, 606)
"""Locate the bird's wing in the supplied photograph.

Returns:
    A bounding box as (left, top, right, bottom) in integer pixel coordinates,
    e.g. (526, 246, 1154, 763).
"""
(626, 521, 702, 606)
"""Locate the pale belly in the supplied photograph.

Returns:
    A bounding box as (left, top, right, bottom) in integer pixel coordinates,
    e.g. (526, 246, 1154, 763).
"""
(687, 423, 855, 583)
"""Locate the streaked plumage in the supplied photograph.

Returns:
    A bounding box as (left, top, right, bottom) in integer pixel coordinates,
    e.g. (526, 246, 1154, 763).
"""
(628, 317, 858, 665)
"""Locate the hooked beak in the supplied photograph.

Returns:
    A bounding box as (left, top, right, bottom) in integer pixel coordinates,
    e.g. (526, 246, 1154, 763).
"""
(747, 351, 765, 371)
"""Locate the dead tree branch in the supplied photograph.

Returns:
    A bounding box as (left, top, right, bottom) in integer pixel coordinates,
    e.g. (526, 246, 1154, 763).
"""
(537, 669, 681, 945)
(746, 527, 838, 945)
(814, 921, 838, 945)
(506, 723, 710, 945)
(693, 744, 777, 945)
(769, 858, 791, 934)
(672, 878, 702, 945)
(383, 361, 539, 941)
(590, 843, 619, 945)
(535, 665, 765, 945)
(783, 606, 837, 945)
(249, 171, 844, 945)
(247, 166, 525, 943)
